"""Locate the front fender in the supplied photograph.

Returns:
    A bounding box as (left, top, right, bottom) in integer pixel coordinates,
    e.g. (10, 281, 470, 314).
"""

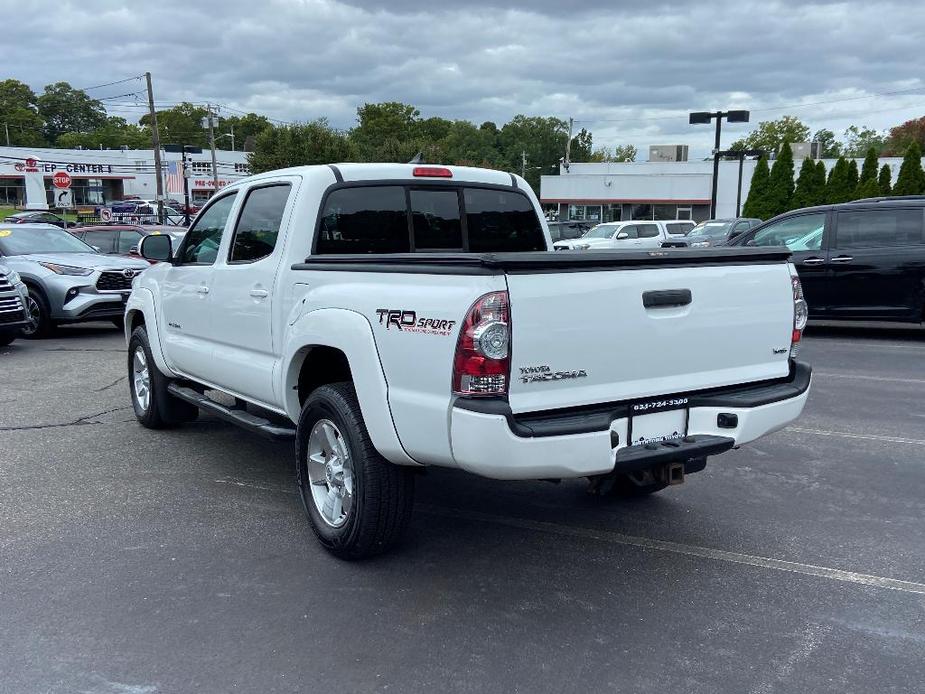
(281, 308, 419, 466)
(125, 287, 178, 378)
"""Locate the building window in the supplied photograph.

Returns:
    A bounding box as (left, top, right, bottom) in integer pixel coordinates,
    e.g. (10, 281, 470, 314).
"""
(653, 204, 676, 220)
(630, 203, 653, 220)
(603, 204, 622, 222)
(676, 207, 692, 220)
(234, 163, 250, 174)
(568, 204, 602, 222)
(134, 160, 146, 172)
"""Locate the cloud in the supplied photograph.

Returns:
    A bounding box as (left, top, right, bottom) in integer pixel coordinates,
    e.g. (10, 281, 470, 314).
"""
(6, 0, 924, 157)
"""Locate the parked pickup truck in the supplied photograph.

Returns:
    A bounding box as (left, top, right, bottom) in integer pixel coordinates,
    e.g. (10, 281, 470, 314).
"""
(553, 219, 694, 251)
(126, 163, 812, 558)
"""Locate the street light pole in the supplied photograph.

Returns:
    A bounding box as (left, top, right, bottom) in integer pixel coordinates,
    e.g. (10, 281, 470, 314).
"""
(689, 110, 750, 218)
(716, 148, 764, 217)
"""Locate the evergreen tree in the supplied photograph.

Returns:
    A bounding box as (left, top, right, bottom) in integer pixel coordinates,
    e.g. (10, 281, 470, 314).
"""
(764, 142, 795, 218)
(878, 163, 892, 195)
(743, 155, 770, 219)
(856, 177, 880, 200)
(892, 141, 925, 196)
(814, 161, 828, 205)
(846, 159, 859, 199)
(825, 158, 851, 203)
(791, 157, 818, 210)
(858, 147, 879, 185)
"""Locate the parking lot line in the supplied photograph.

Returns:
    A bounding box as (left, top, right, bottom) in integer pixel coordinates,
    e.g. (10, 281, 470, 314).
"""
(786, 427, 925, 446)
(419, 505, 925, 595)
(814, 371, 925, 385)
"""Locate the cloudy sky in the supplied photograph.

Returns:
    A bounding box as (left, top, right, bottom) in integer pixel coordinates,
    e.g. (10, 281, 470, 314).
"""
(7, 0, 925, 157)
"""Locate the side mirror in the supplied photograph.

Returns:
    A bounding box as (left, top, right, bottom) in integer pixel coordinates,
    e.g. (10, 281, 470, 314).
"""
(616, 231, 630, 240)
(140, 234, 173, 262)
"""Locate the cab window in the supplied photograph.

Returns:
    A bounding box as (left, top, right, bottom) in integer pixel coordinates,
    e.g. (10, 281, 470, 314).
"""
(229, 184, 291, 263)
(835, 208, 923, 249)
(749, 213, 826, 251)
(636, 224, 660, 238)
(179, 194, 237, 264)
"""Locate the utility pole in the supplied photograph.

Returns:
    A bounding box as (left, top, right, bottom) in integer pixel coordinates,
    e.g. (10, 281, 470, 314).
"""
(145, 72, 165, 224)
(205, 105, 220, 193)
(564, 117, 573, 172)
(3, 123, 9, 147)
(521, 150, 527, 178)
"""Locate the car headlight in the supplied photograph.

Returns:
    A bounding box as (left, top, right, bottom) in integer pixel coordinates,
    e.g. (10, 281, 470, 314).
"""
(38, 262, 94, 276)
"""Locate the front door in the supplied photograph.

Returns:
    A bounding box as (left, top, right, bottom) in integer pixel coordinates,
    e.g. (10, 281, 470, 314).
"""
(160, 193, 238, 378)
(826, 206, 925, 320)
(746, 211, 831, 317)
(207, 182, 294, 405)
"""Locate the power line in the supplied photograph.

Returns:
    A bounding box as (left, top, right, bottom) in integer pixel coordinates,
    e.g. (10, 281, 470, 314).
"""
(77, 75, 144, 92)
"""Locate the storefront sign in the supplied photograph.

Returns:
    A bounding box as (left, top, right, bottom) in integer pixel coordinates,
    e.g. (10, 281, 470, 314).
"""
(13, 160, 113, 174)
(193, 179, 234, 189)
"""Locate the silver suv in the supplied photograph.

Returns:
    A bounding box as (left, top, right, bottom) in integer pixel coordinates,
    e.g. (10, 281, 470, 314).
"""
(0, 223, 149, 337)
(0, 260, 30, 346)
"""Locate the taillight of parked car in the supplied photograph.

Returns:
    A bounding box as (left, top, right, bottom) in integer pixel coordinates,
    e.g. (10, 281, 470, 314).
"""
(452, 291, 510, 396)
(791, 272, 808, 358)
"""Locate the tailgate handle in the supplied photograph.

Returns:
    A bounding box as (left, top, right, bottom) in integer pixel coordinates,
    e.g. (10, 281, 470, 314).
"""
(643, 289, 692, 309)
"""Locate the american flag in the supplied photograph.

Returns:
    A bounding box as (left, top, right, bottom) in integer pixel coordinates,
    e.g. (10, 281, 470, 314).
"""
(165, 161, 184, 194)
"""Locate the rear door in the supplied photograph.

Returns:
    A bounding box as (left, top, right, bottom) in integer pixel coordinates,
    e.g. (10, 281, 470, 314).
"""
(505, 258, 796, 414)
(826, 206, 925, 320)
(745, 211, 831, 316)
(207, 181, 295, 404)
(636, 222, 664, 248)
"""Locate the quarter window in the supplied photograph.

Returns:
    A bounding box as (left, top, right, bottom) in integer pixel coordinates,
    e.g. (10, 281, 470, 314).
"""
(835, 209, 923, 249)
(229, 184, 291, 263)
(179, 193, 237, 264)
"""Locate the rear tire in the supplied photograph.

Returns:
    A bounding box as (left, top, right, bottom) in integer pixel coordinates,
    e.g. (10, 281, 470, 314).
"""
(128, 326, 198, 428)
(296, 382, 414, 559)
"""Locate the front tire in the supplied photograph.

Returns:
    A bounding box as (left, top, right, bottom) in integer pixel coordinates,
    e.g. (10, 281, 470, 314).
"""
(128, 326, 198, 428)
(21, 289, 54, 338)
(296, 382, 414, 559)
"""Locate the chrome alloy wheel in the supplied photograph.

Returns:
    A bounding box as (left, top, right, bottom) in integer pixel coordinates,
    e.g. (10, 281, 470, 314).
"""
(306, 418, 355, 528)
(21, 295, 40, 336)
(132, 346, 151, 412)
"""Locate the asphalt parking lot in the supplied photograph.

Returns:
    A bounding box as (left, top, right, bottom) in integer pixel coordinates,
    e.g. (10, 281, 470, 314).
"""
(1, 325, 924, 694)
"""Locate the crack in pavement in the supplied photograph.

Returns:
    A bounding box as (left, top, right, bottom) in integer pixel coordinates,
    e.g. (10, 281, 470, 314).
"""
(95, 375, 128, 392)
(0, 406, 133, 432)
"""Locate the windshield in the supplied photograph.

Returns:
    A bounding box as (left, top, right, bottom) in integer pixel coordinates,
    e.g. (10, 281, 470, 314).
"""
(688, 221, 732, 238)
(0, 226, 96, 256)
(582, 224, 619, 239)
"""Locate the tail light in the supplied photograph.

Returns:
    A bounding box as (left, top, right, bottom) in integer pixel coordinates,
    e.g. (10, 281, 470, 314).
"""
(413, 166, 452, 178)
(452, 291, 510, 396)
(791, 272, 808, 358)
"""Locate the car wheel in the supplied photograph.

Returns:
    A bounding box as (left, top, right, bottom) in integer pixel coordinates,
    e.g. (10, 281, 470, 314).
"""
(296, 382, 414, 559)
(21, 289, 54, 338)
(128, 326, 198, 428)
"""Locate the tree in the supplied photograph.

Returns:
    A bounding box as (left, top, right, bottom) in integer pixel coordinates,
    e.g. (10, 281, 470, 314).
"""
(846, 159, 859, 197)
(140, 102, 210, 148)
(439, 120, 502, 168)
(730, 116, 810, 154)
(742, 155, 770, 219)
(856, 177, 881, 200)
(855, 147, 879, 198)
(842, 125, 885, 157)
(878, 163, 892, 195)
(0, 79, 45, 146)
(814, 160, 828, 201)
(498, 114, 569, 191)
(792, 157, 821, 209)
(248, 119, 356, 173)
(764, 142, 795, 217)
(589, 144, 637, 162)
(220, 113, 273, 151)
(825, 157, 853, 203)
(568, 128, 593, 162)
(56, 116, 150, 150)
(884, 116, 925, 156)
(811, 128, 842, 158)
(892, 141, 925, 196)
(37, 81, 106, 143)
(349, 102, 421, 161)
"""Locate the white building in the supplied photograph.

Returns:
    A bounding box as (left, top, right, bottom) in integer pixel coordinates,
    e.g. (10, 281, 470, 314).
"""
(0, 145, 251, 209)
(540, 156, 909, 223)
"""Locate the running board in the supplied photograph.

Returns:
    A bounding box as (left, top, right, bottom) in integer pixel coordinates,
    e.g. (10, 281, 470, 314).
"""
(167, 383, 296, 440)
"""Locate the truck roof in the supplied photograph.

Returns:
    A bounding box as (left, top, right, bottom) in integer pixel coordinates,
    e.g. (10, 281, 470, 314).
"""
(242, 163, 518, 188)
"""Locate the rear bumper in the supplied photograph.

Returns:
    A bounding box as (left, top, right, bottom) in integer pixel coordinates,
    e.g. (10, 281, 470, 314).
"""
(449, 361, 811, 480)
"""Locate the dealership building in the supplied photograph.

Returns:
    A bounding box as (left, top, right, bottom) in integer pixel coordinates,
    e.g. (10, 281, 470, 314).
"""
(539, 151, 910, 223)
(0, 145, 250, 209)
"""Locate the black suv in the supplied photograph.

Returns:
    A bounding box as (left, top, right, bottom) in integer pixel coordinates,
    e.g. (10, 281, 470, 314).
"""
(730, 200, 925, 323)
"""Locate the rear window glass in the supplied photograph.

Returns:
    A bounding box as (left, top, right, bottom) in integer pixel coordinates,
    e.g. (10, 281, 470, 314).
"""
(836, 209, 923, 249)
(317, 186, 410, 254)
(464, 188, 545, 252)
(411, 189, 462, 250)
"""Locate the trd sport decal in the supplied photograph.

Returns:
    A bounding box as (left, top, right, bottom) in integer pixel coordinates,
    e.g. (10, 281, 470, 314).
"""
(375, 309, 457, 336)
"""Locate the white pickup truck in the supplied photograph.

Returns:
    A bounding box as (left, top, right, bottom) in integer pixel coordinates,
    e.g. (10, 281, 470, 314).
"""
(126, 163, 811, 558)
(552, 219, 694, 251)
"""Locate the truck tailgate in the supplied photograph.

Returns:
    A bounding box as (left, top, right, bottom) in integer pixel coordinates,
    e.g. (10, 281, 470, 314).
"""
(505, 255, 795, 414)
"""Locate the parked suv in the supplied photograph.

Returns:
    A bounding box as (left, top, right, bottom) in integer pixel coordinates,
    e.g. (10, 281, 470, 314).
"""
(0, 260, 31, 346)
(0, 223, 150, 336)
(663, 218, 762, 248)
(730, 200, 925, 323)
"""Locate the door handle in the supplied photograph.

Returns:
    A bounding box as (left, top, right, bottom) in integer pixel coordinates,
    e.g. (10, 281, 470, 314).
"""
(830, 255, 853, 263)
(196, 286, 210, 294)
(802, 257, 825, 266)
(249, 289, 269, 298)
(643, 289, 692, 308)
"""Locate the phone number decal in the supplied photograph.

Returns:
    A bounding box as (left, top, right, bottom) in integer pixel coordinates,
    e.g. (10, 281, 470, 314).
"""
(632, 397, 689, 413)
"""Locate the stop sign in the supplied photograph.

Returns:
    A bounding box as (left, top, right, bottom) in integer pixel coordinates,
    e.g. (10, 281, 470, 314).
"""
(52, 171, 72, 189)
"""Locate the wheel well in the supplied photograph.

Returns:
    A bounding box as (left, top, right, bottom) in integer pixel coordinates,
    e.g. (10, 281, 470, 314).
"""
(128, 309, 145, 334)
(297, 346, 352, 404)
